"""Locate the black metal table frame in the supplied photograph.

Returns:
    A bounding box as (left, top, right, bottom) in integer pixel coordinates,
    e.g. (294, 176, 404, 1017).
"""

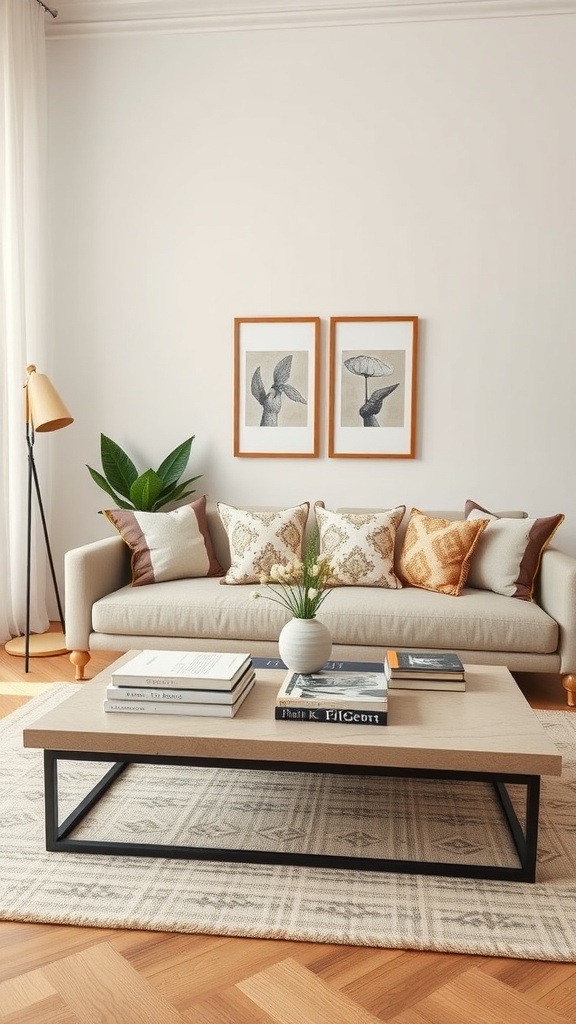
(43, 748, 541, 882)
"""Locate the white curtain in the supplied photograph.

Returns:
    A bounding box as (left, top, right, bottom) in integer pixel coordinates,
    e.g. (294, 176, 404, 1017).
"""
(0, 0, 50, 642)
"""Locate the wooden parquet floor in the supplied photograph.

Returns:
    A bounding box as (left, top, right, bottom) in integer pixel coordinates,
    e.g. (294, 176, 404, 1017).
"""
(1, 641, 575, 1022)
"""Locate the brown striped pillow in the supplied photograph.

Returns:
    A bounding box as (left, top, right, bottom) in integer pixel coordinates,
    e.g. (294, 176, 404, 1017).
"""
(104, 495, 224, 586)
(465, 499, 564, 600)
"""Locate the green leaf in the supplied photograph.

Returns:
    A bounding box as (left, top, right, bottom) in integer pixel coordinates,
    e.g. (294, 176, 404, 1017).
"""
(152, 488, 194, 512)
(156, 437, 194, 489)
(155, 474, 202, 506)
(130, 470, 164, 512)
(86, 466, 135, 509)
(303, 528, 320, 567)
(100, 435, 138, 499)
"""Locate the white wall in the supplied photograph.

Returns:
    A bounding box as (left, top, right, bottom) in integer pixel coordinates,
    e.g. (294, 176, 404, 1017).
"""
(45, 12, 576, 608)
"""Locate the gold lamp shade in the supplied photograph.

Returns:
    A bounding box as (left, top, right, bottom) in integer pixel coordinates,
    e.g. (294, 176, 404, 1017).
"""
(26, 365, 74, 432)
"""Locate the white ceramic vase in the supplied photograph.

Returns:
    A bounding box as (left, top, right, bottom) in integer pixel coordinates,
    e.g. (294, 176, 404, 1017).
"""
(278, 616, 332, 674)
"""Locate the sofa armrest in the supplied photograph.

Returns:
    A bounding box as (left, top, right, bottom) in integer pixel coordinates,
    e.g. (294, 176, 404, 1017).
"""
(65, 536, 131, 655)
(536, 547, 576, 673)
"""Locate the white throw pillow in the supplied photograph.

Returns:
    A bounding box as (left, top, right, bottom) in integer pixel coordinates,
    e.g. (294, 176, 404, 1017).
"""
(465, 499, 564, 600)
(104, 495, 224, 586)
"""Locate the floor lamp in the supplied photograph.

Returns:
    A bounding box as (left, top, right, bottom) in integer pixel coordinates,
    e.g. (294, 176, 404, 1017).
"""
(5, 365, 73, 671)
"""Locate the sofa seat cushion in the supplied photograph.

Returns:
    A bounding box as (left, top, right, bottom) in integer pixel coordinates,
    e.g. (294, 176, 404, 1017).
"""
(92, 577, 291, 643)
(92, 578, 558, 655)
(318, 587, 558, 654)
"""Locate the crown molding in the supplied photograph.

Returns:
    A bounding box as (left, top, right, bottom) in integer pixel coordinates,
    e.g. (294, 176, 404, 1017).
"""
(46, 0, 576, 38)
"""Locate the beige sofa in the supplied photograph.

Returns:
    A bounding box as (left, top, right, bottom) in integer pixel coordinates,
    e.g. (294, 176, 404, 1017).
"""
(64, 504, 576, 705)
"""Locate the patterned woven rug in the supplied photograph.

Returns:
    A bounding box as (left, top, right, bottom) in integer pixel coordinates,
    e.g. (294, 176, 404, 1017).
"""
(1, 685, 575, 961)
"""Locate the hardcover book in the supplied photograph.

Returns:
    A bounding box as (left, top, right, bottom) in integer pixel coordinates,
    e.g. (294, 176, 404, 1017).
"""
(106, 670, 255, 705)
(276, 669, 388, 712)
(385, 650, 465, 680)
(252, 657, 384, 673)
(103, 676, 255, 717)
(387, 676, 465, 692)
(275, 705, 387, 726)
(111, 650, 252, 690)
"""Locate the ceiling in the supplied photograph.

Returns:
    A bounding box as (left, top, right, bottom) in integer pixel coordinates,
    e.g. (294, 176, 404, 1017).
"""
(46, 0, 576, 37)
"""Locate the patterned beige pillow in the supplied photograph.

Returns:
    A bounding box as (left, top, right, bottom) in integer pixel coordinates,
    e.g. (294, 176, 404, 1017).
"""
(217, 502, 309, 584)
(398, 508, 489, 596)
(104, 495, 224, 587)
(315, 505, 405, 587)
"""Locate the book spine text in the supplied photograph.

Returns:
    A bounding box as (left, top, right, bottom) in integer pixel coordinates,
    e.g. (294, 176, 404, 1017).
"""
(274, 706, 387, 725)
(103, 700, 230, 716)
(106, 687, 235, 704)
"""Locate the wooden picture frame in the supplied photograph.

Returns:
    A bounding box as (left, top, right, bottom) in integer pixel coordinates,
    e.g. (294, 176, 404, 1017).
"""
(329, 316, 419, 459)
(234, 317, 320, 458)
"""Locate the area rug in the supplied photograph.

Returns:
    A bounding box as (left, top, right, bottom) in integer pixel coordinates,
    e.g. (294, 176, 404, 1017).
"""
(1, 685, 575, 961)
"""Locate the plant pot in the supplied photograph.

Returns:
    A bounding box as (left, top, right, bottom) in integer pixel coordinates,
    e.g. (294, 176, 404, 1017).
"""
(278, 616, 332, 674)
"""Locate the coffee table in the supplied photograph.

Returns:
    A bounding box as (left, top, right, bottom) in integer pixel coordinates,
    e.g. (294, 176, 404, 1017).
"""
(23, 655, 562, 882)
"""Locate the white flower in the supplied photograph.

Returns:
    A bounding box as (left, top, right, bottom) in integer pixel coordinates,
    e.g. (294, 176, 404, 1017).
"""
(250, 535, 333, 618)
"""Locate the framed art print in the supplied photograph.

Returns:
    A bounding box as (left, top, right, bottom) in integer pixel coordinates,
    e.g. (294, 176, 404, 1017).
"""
(234, 317, 320, 458)
(329, 316, 418, 458)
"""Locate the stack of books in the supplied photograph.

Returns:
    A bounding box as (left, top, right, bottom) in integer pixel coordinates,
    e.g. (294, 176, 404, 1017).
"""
(275, 663, 389, 726)
(384, 650, 466, 691)
(103, 650, 255, 717)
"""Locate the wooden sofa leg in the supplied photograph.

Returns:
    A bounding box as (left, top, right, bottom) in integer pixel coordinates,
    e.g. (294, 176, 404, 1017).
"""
(70, 650, 90, 681)
(562, 674, 576, 708)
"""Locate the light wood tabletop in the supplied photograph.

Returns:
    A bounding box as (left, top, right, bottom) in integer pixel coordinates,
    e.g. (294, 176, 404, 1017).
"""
(22, 654, 562, 777)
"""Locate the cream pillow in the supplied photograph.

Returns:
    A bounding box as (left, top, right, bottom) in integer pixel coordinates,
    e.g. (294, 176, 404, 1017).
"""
(465, 499, 565, 600)
(315, 505, 405, 587)
(104, 496, 224, 587)
(217, 502, 309, 584)
(398, 508, 489, 596)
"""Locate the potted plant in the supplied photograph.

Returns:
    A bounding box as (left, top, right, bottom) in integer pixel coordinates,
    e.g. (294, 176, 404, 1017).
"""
(86, 434, 201, 512)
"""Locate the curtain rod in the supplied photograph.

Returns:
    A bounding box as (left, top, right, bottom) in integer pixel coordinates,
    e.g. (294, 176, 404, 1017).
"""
(36, 0, 58, 17)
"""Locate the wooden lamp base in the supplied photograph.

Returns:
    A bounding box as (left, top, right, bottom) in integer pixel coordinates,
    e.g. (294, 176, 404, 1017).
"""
(5, 632, 68, 657)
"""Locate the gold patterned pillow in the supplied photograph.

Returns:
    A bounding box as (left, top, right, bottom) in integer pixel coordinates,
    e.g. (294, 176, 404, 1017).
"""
(398, 508, 489, 596)
(315, 505, 405, 587)
(217, 502, 309, 584)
